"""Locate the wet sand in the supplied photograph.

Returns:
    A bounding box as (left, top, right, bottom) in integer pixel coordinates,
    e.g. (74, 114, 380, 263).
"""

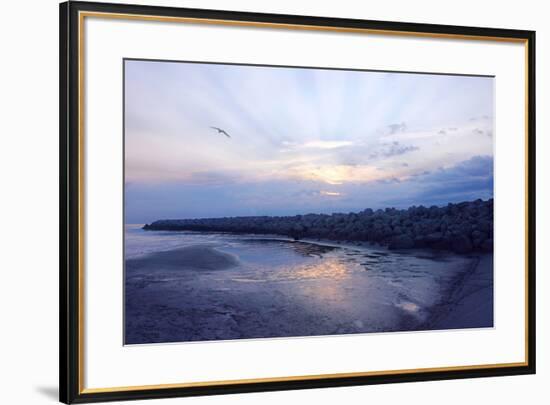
(124, 235, 493, 344)
(423, 254, 493, 329)
(127, 245, 240, 271)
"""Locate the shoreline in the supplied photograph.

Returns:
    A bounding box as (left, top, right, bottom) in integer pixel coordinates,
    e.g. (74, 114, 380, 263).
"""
(422, 253, 493, 330)
(135, 227, 484, 259)
(143, 198, 493, 255)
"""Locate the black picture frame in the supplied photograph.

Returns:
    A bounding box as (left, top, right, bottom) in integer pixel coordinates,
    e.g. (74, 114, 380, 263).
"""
(60, 1, 536, 403)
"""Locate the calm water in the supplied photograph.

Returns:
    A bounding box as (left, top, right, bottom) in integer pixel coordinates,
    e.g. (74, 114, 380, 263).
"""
(124, 224, 483, 344)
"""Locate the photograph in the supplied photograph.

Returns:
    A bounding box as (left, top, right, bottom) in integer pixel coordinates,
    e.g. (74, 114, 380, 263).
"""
(54, 1, 536, 402)
(124, 59, 495, 345)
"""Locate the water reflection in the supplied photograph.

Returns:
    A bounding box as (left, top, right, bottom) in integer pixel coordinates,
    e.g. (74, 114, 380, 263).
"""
(232, 257, 350, 283)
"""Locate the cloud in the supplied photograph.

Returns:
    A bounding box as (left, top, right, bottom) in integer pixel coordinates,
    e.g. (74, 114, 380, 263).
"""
(285, 164, 383, 185)
(369, 141, 419, 159)
(125, 156, 494, 223)
(182, 171, 241, 185)
(320, 190, 342, 196)
(388, 122, 407, 134)
(469, 115, 492, 122)
(285, 140, 354, 150)
(376, 177, 401, 184)
(383, 155, 493, 206)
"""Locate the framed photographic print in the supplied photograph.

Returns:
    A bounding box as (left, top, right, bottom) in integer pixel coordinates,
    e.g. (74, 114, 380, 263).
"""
(60, 1, 536, 403)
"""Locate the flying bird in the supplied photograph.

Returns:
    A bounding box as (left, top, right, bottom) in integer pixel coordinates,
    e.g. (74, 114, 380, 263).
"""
(210, 126, 231, 138)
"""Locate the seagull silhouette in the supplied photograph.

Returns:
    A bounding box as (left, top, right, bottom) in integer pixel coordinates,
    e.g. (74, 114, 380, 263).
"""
(210, 126, 231, 138)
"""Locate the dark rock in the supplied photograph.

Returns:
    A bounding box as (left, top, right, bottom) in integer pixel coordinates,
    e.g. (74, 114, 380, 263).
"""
(481, 238, 493, 252)
(431, 234, 452, 250)
(143, 198, 493, 255)
(413, 236, 427, 248)
(477, 219, 492, 233)
(451, 235, 473, 253)
(388, 234, 415, 249)
(424, 232, 443, 244)
(471, 230, 488, 247)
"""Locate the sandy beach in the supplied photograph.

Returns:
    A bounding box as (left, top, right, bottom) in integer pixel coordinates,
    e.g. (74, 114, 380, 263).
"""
(424, 254, 493, 329)
(124, 228, 493, 344)
(127, 245, 240, 271)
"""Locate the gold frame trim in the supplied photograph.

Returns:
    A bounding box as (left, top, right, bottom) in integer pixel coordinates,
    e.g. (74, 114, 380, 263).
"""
(82, 361, 527, 394)
(77, 10, 531, 395)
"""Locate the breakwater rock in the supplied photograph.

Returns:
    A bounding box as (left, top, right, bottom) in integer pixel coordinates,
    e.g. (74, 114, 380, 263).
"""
(143, 199, 493, 254)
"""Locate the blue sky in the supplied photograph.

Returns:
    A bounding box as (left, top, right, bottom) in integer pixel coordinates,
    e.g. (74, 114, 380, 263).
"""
(125, 59, 494, 224)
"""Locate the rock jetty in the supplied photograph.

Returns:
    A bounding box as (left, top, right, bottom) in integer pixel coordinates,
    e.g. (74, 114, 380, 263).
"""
(143, 199, 493, 254)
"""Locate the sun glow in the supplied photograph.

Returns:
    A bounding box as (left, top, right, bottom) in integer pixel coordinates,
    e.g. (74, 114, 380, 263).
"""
(290, 164, 384, 185)
(301, 141, 354, 149)
(321, 191, 341, 196)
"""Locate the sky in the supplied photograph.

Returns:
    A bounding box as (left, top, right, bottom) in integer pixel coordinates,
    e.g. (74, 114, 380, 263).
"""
(124, 59, 494, 224)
